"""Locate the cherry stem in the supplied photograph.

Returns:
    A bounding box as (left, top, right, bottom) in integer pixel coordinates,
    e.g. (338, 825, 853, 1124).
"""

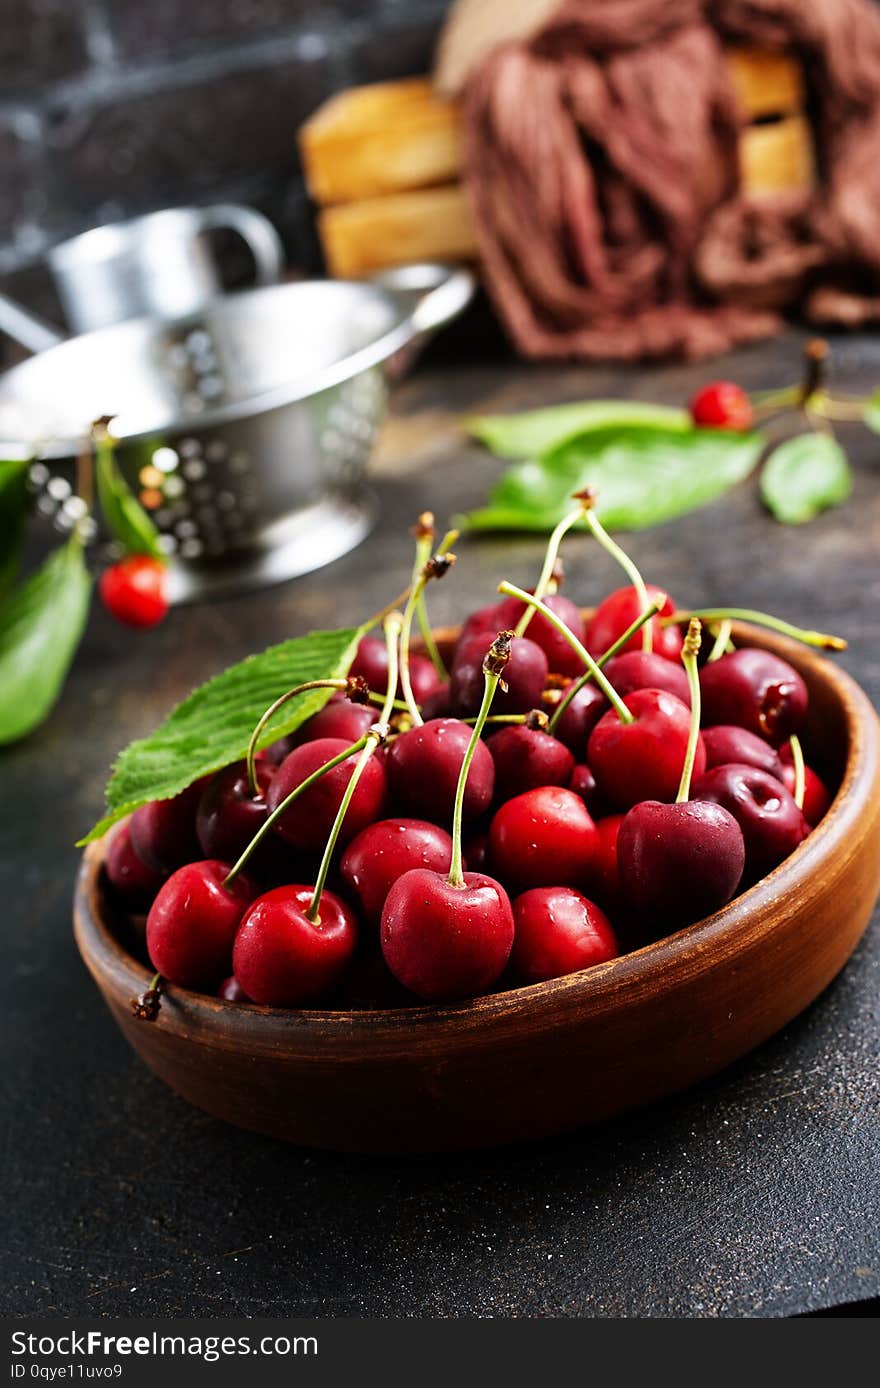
(399, 528, 457, 726)
(546, 599, 662, 734)
(675, 619, 703, 804)
(707, 619, 733, 663)
(789, 734, 806, 810)
(513, 503, 585, 639)
(245, 679, 351, 797)
(661, 608, 846, 651)
(367, 691, 409, 711)
(130, 971, 163, 1022)
(498, 582, 634, 724)
(800, 338, 828, 408)
(414, 517, 455, 680)
(448, 633, 510, 888)
(306, 613, 401, 924)
(579, 497, 652, 653)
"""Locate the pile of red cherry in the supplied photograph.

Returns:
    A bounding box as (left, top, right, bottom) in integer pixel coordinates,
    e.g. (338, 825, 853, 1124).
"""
(106, 503, 838, 1016)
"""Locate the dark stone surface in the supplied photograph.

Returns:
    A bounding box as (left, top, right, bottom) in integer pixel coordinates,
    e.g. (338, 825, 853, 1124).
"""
(2, 331, 879, 1318)
(0, 1, 89, 92)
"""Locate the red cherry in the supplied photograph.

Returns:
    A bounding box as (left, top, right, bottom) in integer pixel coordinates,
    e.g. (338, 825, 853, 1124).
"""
(589, 813, 626, 915)
(567, 763, 608, 819)
(232, 883, 358, 1006)
(105, 822, 165, 907)
(450, 632, 549, 717)
(588, 689, 705, 810)
(487, 723, 574, 802)
(146, 859, 257, 988)
(294, 700, 379, 747)
(196, 760, 275, 864)
(129, 780, 206, 874)
(779, 745, 831, 826)
(511, 887, 618, 984)
(340, 818, 454, 927)
(351, 634, 439, 703)
(421, 682, 452, 720)
(218, 975, 251, 1003)
(618, 800, 745, 931)
(602, 650, 690, 705)
(386, 718, 494, 825)
(99, 555, 169, 628)
(700, 649, 807, 745)
(488, 786, 599, 892)
(551, 681, 607, 755)
(693, 763, 809, 882)
(586, 585, 682, 663)
(495, 591, 586, 676)
(455, 600, 508, 653)
(690, 380, 753, 431)
(701, 724, 784, 778)
(266, 737, 386, 852)
(462, 829, 489, 872)
(380, 868, 514, 1001)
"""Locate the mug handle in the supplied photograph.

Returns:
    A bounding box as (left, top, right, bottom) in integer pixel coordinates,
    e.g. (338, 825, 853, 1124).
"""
(196, 204, 285, 286)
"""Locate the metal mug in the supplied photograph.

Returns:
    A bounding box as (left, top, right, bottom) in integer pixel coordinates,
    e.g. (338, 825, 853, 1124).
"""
(46, 205, 285, 334)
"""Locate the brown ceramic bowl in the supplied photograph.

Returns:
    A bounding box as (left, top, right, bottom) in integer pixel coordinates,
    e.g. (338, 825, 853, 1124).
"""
(74, 621, 880, 1152)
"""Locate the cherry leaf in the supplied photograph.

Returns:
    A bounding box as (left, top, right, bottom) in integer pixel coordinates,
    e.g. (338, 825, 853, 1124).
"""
(760, 433, 853, 525)
(465, 400, 689, 458)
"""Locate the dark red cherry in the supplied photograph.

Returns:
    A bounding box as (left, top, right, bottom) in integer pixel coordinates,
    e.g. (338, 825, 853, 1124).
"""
(294, 699, 379, 747)
(585, 585, 682, 663)
(617, 801, 745, 931)
(218, 975, 251, 1003)
(690, 380, 753, 431)
(692, 763, 809, 881)
(488, 786, 599, 892)
(421, 682, 452, 720)
(487, 723, 574, 802)
(340, 817, 454, 927)
(233, 883, 358, 1006)
(589, 813, 626, 916)
(105, 823, 165, 907)
(386, 718, 494, 825)
(699, 648, 807, 745)
(380, 868, 514, 1001)
(588, 689, 705, 810)
(510, 887, 618, 984)
(701, 724, 784, 778)
(602, 650, 690, 705)
(551, 681, 607, 755)
(129, 779, 206, 874)
(351, 634, 440, 702)
(462, 830, 489, 872)
(456, 600, 508, 653)
(267, 738, 386, 852)
(495, 591, 586, 676)
(450, 632, 549, 716)
(779, 745, 831, 826)
(567, 763, 608, 820)
(196, 760, 275, 864)
(146, 860, 257, 988)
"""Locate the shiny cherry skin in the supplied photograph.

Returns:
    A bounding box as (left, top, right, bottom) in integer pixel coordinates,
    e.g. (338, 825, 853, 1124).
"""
(340, 818, 454, 927)
(488, 786, 599, 892)
(130, 779, 206, 874)
(568, 763, 609, 821)
(551, 682, 607, 755)
(233, 884, 358, 1006)
(589, 813, 626, 915)
(267, 737, 386, 852)
(421, 682, 452, 720)
(495, 591, 586, 677)
(602, 650, 690, 705)
(146, 859, 257, 988)
(99, 555, 169, 628)
(294, 699, 379, 747)
(218, 975, 251, 1002)
(779, 744, 831, 826)
(386, 718, 494, 825)
(693, 763, 809, 881)
(700, 648, 808, 745)
(105, 823, 165, 907)
(450, 632, 549, 717)
(351, 634, 440, 703)
(487, 724, 574, 802)
(690, 380, 753, 431)
(701, 724, 784, 778)
(455, 600, 508, 653)
(380, 868, 514, 1001)
(196, 760, 275, 863)
(618, 800, 745, 931)
(586, 585, 682, 663)
(588, 689, 705, 810)
(511, 887, 618, 984)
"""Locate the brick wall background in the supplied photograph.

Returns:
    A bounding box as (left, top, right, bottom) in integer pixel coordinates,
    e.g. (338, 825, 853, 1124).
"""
(0, 0, 452, 330)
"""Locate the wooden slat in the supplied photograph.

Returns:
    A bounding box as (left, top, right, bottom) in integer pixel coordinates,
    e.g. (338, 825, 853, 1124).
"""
(318, 185, 477, 277)
(739, 114, 815, 194)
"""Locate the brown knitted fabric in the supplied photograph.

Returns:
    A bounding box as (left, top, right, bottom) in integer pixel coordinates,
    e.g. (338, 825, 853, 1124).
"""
(461, 0, 880, 359)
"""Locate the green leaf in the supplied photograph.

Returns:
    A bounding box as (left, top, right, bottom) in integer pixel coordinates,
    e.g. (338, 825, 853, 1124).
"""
(464, 423, 764, 532)
(760, 433, 853, 525)
(862, 390, 880, 433)
(80, 625, 362, 843)
(0, 537, 92, 745)
(465, 400, 689, 458)
(0, 458, 31, 601)
(95, 432, 163, 560)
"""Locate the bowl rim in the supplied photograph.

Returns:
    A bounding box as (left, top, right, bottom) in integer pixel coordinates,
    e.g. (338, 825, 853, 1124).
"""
(75, 620, 880, 1039)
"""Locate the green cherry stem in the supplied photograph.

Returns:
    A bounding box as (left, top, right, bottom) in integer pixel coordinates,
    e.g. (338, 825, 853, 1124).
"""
(513, 502, 586, 639)
(546, 599, 662, 735)
(707, 619, 733, 663)
(789, 734, 806, 811)
(661, 608, 846, 651)
(245, 678, 353, 797)
(675, 619, 703, 804)
(399, 528, 457, 726)
(448, 632, 511, 888)
(578, 490, 653, 653)
(306, 614, 401, 924)
(498, 581, 634, 724)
